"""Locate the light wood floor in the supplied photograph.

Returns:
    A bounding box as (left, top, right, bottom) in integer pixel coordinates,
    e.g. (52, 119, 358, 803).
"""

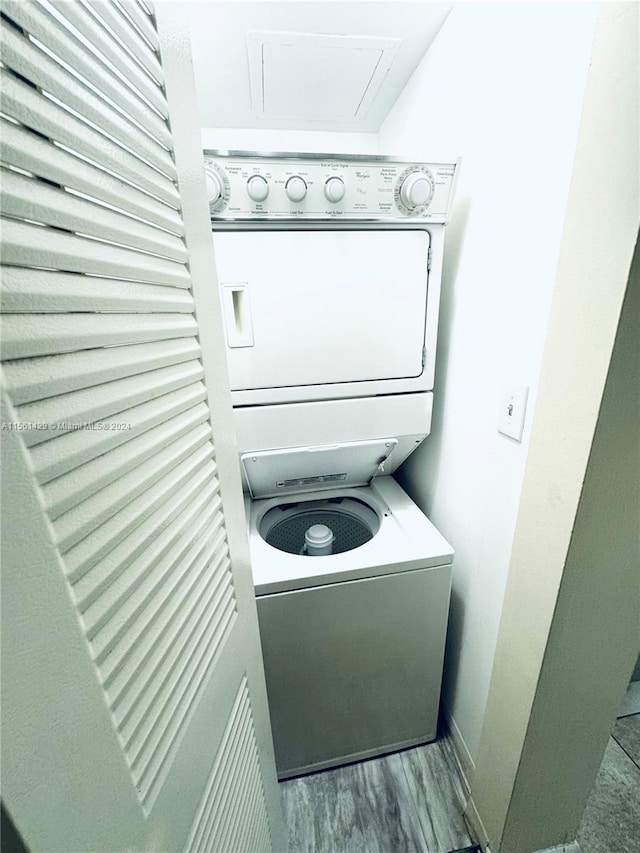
(279, 735, 474, 853)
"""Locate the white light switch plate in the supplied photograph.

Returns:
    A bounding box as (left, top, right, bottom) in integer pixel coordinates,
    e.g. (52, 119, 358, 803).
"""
(498, 384, 529, 441)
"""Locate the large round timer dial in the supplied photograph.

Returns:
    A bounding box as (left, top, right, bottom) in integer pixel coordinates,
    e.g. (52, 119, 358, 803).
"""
(396, 166, 435, 215)
(204, 163, 228, 213)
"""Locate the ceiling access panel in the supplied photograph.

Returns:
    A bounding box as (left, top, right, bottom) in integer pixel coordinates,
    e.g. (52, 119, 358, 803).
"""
(247, 31, 400, 123)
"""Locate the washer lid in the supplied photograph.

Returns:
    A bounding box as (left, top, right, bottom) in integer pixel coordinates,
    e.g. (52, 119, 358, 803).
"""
(241, 439, 398, 499)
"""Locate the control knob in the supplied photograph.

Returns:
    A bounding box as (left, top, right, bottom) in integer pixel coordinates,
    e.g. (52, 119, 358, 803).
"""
(399, 171, 433, 210)
(205, 168, 223, 206)
(324, 177, 345, 204)
(285, 176, 307, 203)
(246, 175, 269, 202)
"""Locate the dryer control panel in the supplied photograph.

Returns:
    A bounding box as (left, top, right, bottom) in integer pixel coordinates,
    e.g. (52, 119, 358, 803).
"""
(203, 151, 459, 224)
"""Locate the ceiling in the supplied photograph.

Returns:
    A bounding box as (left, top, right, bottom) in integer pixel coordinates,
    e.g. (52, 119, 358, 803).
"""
(185, 2, 452, 132)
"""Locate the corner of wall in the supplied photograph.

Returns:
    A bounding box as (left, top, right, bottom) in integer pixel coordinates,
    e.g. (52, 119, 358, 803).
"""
(469, 2, 639, 849)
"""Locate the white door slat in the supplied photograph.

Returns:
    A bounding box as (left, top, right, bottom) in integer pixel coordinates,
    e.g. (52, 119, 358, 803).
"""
(233, 743, 272, 853)
(0, 71, 179, 208)
(89, 503, 224, 668)
(0, 267, 194, 316)
(211, 714, 267, 853)
(118, 0, 161, 52)
(122, 573, 233, 808)
(136, 585, 237, 809)
(1, 172, 188, 263)
(53, 423, 212, 554)
(3, 338, 201, 406)
(31, 384, 208, 485)
(1, 21, 173, 177)
(128, 589, 236, 803)
(117, 551, 229, 732)
(226, 748, 267, 853)
(0, 120, 184, 236)
(97, 533, 227, 737)
(85, 1, 163, 84)
(216, 719, 256, 853)
(94, 522, 225, 689)
(1, 312, 197, 361)
(71, 465, 218, 602)
(0, 119, 184, 237)
(124, 571, 233, 760)
(243, 758, 272, 853)
(18, 361, 204, 448)
(62, 449, 215, 582)
(185, 681, 248, 853)
(111, 572, 236, 808)
(225, 740, 264, 853)
(92, 515, 225, 671)
(96, 539, 226, 751)
(0, 221, 190, 293)
(202, 724, 251, 853)
(0, 0, 170, 143)
(42, 404, 210, 519)
(83, 512, 228, 752)
(48, 0, 168, 117)
(199, 696, 253, 853)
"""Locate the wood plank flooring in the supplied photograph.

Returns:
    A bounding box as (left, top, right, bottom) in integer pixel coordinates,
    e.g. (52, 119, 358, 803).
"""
(280, 735, 473, 853)
(612, 713, 640, 768)
(280, 706, 640, 853)
(577, 719, 640, 853)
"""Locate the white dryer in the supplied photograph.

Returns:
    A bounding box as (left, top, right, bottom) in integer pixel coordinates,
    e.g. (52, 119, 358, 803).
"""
(205, 151, 459, 778)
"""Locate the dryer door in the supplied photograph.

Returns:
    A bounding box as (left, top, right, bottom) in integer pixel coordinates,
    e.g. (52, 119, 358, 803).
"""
(212, 230, 429, 395)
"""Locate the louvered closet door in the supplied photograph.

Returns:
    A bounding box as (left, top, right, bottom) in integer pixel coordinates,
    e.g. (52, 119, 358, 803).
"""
(0, 3, 284, 851)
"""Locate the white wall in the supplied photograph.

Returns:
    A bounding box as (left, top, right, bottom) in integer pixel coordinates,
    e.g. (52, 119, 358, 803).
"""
(201, 127, 378, 155)
(187, 1, 452, 134)
(469, 3, 639, 845)
(377, 2, 598, 768)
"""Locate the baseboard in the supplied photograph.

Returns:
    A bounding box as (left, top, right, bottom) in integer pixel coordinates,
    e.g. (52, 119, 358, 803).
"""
(440, 713, 581, 853)
(463, 791, 491, 852)
(442, 707, 475, 796)
(440, 709, 491, 851)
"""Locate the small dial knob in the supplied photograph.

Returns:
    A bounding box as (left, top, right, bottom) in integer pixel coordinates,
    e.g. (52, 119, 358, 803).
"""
(285, 176, 307, 203)
(324, 177, 345, 204)
(246, 175, 269, 203)
(205, 169, 223, 206)
(399, 172, 433, 209)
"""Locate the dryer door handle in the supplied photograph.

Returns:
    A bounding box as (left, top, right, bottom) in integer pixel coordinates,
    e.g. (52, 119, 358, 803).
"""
(221, 283, 254, 347)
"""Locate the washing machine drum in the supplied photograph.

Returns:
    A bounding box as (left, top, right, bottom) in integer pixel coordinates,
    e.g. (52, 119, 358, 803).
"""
(259, 496, 381, 556)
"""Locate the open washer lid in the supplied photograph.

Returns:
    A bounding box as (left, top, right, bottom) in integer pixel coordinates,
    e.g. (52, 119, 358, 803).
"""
(241, 438, 398, 499)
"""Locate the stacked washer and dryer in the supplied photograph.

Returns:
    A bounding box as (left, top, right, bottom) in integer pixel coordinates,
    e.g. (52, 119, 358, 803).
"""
(204, 151, 459, 779)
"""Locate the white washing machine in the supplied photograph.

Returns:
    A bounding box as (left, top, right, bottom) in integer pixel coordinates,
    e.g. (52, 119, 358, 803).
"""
(245, 473, 453, 779)
(205, 151, 459, 778)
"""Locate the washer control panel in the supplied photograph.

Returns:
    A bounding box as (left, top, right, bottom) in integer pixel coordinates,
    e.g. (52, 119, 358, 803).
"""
(204, 152, 459, 223)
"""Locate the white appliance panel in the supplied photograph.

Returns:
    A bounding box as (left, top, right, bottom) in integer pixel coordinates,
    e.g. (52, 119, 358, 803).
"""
(241, 438, 398, 499)
(204, 154, 459, 222)
(214, 230, 430, 392)
(257, 564, 451, 778)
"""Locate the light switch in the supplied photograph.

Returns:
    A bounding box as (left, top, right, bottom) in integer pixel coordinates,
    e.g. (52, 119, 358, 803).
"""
(498, 384, 529, 441)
